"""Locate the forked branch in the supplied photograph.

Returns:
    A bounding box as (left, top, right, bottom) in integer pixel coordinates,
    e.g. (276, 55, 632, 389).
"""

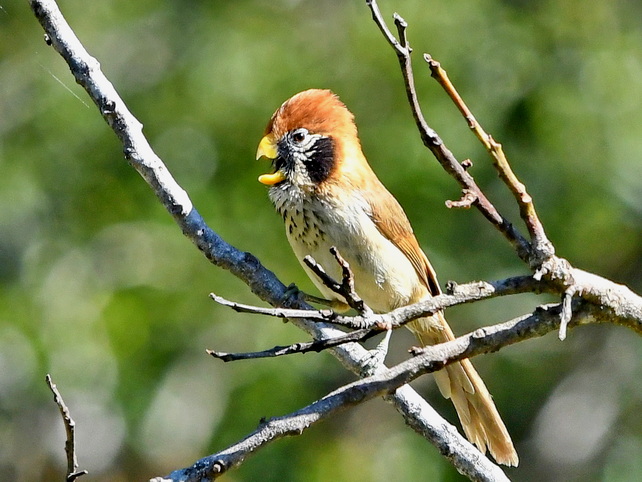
(367, 0, 532, 263)
(158, 301, 595, 482)
(303, 247, 373, 315)
(424, 54, 554, 264)
(365, 0, 642, 342)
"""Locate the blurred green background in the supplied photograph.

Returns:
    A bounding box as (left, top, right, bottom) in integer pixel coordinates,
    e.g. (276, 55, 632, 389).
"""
(1, 0, 641, 480)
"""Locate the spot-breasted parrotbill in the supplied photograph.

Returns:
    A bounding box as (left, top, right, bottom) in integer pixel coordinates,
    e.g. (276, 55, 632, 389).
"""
(256, 89, 518, 466)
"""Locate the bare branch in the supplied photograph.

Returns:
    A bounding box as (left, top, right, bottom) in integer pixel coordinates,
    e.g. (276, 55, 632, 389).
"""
(424, 54, 554, 264)
(211, 270, 642, 364)
(46, 374, 88, 482)
(330, 246, 373, 314)
(212, 276, 552, 329)
(209, 270, 642, 367)
(565, 268, 642, 332)
(209, 292, 337, 321)
(302, 247, 372, 314)
(206, 327, 380, 361)
(159, 292, 642, 482)
(158, 301, 590, 482)
(366, 0, 532, 263)
(365, 0, 642, 341)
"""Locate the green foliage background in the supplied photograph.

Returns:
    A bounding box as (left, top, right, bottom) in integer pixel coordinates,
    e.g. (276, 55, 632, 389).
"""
(1, 0, 641, 480)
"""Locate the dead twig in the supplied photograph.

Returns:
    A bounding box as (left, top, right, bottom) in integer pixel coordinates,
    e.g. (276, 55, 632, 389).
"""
(46, 374, 88, 482)
(209, 293, 337, 321)
(207, 327, 381, 362)
(424, 54, 554, 264)
(210, 276, 552, 333)
(446, 189, 478, 209)
(366, 0, 532, 263)
(302, 247, 373, 315)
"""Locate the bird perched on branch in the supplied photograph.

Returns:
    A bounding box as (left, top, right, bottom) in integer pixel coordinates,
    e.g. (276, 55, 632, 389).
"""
(256, 89, 518, 466)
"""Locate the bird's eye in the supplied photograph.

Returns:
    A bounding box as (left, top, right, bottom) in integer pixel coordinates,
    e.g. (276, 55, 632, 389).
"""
(292, 129, 307, 143)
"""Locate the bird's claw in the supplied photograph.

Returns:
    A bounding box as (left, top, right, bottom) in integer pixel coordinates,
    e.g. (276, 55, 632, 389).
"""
(359, 329, 392, 377)
(281, 283, 305, 308)
(283, 283, 349, 312)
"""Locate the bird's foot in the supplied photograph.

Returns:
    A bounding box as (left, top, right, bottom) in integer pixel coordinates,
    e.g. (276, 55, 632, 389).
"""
(280, 283, 305, 308)
(283, 283, 349, 312)
(359, 329, 392, 377)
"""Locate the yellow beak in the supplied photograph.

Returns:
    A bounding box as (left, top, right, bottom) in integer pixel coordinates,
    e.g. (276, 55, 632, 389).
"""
(256, 134, 286, 185)
(256, 134, 277, 160)
(258, 171, 286, 185)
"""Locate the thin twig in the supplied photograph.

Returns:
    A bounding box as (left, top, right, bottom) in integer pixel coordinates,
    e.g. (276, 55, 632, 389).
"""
(330, 247, 372, 314)
(209, 293, 337, 321)
(46, 374, 88, 482)
(301, 248, 372, 314)
(211, 276, 554, 331)
(559, 286, 578, 341)
(207, 327, 380, 362)
(446, 189, 478, 209)
(423, 54, 554, 264)
(366, 0, 532, 263)
(302, 256, 339, 294)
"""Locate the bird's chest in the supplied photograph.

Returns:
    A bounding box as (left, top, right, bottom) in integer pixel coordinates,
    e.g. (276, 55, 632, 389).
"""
(269, 186, 420, 312)
(280, 201, 329, 249)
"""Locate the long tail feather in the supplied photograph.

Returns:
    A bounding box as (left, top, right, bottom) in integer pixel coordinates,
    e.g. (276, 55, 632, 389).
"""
(408, 313, 518, 467)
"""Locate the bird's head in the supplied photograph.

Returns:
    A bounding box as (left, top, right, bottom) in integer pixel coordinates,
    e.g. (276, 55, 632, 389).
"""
(256, 89, 367, 190)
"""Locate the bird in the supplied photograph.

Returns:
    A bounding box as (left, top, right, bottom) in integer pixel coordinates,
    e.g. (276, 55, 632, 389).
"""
(255, 88, 518, 466)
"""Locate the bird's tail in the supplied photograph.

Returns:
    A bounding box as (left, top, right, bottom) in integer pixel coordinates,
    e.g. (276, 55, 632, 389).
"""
(408, 313, 519, 467)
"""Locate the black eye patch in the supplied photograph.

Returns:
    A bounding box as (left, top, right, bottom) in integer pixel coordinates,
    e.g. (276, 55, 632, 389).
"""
(303, 136, 335, 184)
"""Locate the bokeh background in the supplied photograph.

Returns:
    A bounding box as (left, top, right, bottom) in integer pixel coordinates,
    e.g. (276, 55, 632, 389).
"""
(1, 0, 641, 480)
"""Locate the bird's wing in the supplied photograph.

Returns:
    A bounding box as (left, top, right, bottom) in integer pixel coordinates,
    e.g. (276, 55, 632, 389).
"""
(365, 179, 442, 297)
